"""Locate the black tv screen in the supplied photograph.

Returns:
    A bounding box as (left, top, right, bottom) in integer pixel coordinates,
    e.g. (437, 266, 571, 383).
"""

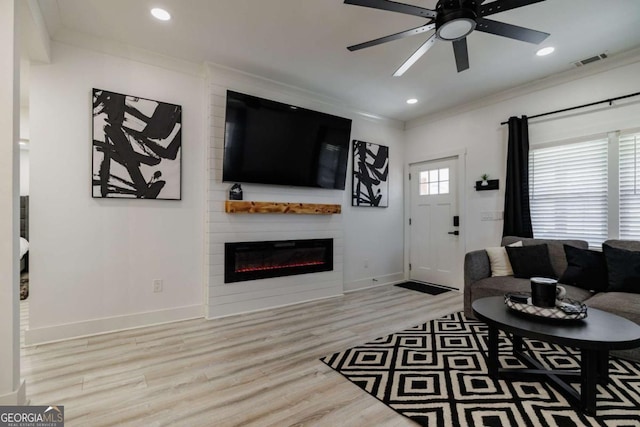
(223, 90, 352, 190)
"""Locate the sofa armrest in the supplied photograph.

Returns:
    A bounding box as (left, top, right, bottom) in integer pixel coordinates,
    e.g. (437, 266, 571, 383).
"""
(464, 250, 491, 318)
(464, 250, 491, 286)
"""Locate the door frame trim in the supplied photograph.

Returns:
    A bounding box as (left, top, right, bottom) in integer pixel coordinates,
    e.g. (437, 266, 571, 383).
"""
(404, 148, 467, 288)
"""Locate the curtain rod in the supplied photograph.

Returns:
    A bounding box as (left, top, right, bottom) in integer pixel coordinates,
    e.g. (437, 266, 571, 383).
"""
(500, 91, 640, 125)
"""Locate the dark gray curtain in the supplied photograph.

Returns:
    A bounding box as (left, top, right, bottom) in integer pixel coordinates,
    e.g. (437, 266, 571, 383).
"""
(502, 116, 533, 238)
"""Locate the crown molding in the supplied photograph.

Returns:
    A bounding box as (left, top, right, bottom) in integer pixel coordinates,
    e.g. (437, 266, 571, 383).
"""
(41, 29, 402, 129)
(206, 62, 404, 129)
(405, 47, 640, 130)
(21, 0, 51, 63)
(52, 28, 206, 78)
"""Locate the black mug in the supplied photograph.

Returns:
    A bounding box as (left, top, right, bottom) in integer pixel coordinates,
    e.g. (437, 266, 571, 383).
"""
(531, 277, 566, 308)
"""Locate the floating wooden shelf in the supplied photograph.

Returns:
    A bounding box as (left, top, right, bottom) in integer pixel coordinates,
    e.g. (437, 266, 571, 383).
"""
(225, 201, 341, 215)
(475, 179, 500, 191)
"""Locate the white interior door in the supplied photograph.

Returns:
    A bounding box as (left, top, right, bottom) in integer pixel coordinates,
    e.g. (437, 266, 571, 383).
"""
(409, 157, 461, 288)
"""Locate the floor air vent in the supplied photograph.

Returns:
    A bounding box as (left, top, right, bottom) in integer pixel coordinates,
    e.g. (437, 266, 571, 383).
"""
(573, 53, 608, 67)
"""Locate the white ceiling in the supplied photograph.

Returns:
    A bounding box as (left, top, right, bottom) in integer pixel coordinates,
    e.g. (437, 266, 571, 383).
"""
(36, 0, 640, 121)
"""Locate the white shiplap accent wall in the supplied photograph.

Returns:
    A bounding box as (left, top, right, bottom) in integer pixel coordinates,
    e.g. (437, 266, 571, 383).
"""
(205, 66, 346, 319)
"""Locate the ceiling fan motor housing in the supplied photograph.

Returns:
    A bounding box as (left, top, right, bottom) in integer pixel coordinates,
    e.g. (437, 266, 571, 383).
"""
(435, 0, 478, 41)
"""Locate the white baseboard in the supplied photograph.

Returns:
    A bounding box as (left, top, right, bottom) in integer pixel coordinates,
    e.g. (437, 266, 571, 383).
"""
(24, 305, 203, 346)
(0, 380, 26, 405)
(343, 272, 405, 293)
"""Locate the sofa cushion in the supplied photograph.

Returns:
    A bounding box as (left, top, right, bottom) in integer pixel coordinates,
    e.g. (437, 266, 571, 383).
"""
(584, 292, 640, 325)
(506, 244, 556, 279)
(602, 244, 640, 293)
(471, 276, 593, 302)
(559, 245, 608, 292)
(486, 241, 523, 276)
(502, 236, 588, 278)
(604, 240, 640, 251)
(486, 247, 512, 276)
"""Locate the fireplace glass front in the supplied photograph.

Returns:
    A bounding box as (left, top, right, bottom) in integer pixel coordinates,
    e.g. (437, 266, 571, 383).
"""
(225, 239, 333, 283)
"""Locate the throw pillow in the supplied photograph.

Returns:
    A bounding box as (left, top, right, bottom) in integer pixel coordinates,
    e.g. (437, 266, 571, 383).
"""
(559, 245, 608, 292)
(602, 244, 640, 293)
(486, 241, 523, 277)
(505, 244, 556, 279)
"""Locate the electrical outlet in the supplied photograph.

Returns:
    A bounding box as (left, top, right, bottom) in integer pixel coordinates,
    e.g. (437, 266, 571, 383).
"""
(153, 279, 163, 293)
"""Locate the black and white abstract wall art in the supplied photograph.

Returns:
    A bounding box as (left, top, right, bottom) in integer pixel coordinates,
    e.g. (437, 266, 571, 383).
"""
(92, 88, 182, 200)
(352, 140, 389, 207)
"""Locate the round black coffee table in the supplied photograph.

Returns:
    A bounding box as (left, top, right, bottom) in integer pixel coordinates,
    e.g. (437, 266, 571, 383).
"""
(472, 296, 640, 416)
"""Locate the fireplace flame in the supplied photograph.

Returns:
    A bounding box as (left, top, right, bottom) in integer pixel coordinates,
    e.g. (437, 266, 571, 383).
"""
(236, 261, 325, 273)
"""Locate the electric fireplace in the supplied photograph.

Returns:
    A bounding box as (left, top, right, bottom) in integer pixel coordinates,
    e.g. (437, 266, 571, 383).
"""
(224, 239, 333, 283)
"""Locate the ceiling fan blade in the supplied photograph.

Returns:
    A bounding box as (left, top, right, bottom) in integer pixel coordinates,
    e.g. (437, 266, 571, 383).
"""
(393, 33, 437, 76)
(347, 23, 435, 51)
(452, 38, 469, 72)
(476, 18, 549, 44)
(478, 0, 546, 17)
(344, 0, 436, 19)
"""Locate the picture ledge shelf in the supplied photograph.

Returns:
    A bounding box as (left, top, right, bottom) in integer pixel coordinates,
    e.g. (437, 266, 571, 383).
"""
(225, 201, 342, 215)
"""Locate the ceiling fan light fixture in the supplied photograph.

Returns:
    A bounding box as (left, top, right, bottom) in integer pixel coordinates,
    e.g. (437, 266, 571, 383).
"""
(536, 46, 555, 56)
(436, 18, 476, 41)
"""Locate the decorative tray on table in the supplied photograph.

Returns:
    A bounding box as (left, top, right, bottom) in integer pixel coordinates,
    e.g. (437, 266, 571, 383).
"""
(504, 293, 588, 320)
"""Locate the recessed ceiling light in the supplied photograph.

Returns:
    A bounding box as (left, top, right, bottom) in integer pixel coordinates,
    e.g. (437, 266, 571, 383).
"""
(151, 8, 171, 21)
(536, 47, 555, 56)
(406, 98, 418, 105)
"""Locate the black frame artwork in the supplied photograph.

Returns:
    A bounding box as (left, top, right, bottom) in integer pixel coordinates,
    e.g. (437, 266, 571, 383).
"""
(92, 88, 182, 200)
(352, 140, 389, 207)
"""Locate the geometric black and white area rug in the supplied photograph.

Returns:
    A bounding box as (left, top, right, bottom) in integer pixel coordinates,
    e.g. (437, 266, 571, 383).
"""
(320, 312, 640, 427)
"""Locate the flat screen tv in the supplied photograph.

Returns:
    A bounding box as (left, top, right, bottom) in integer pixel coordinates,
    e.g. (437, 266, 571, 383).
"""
(223, 90, 352, 190)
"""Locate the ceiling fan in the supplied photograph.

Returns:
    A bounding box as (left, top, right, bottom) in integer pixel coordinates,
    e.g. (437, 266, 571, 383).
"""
(345, 0, 550, 75)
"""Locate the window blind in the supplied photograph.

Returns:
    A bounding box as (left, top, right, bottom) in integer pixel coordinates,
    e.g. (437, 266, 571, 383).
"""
(620, 133, 640, 240)
(529, 139, 608, 246)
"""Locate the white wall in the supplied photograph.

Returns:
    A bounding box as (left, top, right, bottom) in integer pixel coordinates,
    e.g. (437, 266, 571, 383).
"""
(206, 65, 405, 318)
(26, 42, 206, 343)
(0, 0, 25, 405)
(19, 149, 29, 196)
(19, 108, 29, 195)
(19, 106, 29, 140)
(405, 58, 640, 254)
(342, 119, 405, 291)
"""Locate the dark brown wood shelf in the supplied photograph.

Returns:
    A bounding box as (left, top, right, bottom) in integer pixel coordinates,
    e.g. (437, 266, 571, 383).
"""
(225, 201, 341, 215)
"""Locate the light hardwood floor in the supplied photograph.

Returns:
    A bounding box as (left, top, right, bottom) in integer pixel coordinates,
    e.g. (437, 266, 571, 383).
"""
(21, 285, 463, 426)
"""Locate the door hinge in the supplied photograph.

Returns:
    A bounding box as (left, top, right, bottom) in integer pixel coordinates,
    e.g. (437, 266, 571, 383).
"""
(409, 218, 412, 225)
(409, 263, 412, 271)
(408, 173, 411, 180)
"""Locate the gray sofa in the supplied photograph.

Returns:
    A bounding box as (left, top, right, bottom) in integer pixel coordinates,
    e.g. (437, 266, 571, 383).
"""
(464, 236, 640, 362)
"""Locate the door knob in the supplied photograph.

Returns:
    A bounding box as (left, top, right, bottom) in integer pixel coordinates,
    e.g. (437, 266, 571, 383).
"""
(448, 231, 459, 236)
